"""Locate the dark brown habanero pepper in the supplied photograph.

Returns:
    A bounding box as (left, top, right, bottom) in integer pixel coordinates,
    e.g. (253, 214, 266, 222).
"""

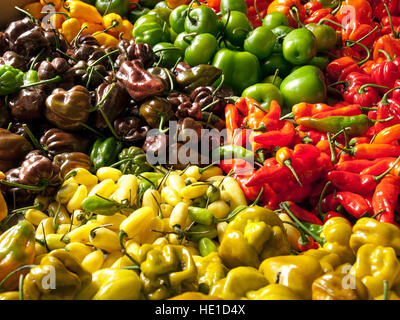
(53, 152, 91, 178)
(175, 64, 222, 94)
(0, 128, 32, 172)
(139, 97, 174, 132)
(113, 117, 150, 143)
(9, 87, 46, 121)
(0, 51, 27, 72)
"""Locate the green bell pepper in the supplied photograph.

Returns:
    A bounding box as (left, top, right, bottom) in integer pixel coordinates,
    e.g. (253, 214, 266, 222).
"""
(133, 15, 171, 46)
(263, 12, 289, 29)
(174, 32, 195, 51)
(282, 28, 317, 65)
(184, 33, 218, 66)
(118, 146, 152, 175)
(212, 48, 261, 94)
(220, 0, 247, 15)
(241, 83, 283, 110)
(169, 4, 189, 34)
(129, 6, 151, 24)
(244, 26, 276, 59)
(261, 53, 292, 78)
(221, 10, 253, 47)
(184, 6, 219, 36)
(0, 65, 24, 96)
(305, 23, 337, 52)
(271, 25, 293, 53)
(147, 8, 172, 25)
(90, 137, 123, 171)
(95, 0, 130, 17)
(153, 42, 184, 68)
(280, 65, 327, 109)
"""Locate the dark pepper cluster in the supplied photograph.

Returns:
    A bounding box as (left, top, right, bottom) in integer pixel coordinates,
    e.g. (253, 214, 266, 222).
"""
(0, 12, 231, 210)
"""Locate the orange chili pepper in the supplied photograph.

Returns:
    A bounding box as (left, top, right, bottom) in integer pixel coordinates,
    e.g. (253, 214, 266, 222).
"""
(267, 0, 306, 28)
(373, 124, 400, 144)
(292, 102, 335, 120)
(276, 147, 302, 186)
(313, 105, 362, 119)
(351, 143, 400, 159)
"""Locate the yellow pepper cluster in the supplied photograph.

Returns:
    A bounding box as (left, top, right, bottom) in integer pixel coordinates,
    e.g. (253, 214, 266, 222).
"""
(23, 0, 134, 46)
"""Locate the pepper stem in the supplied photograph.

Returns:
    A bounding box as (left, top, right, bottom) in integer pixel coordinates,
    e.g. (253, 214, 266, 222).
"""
(318, 181, 331, 220)
(384, 3, 399, 39)
(327, 133, 337, 165)
(379, 86, 400, 105)
(317, 18, 345, 29)
(20, 75, 62, 89)
(254, 0, 262, 22)
(98, 104, 122, 141)
(21, 124, 44, 152)
(201, 99, 220, 112)
(279, 202, 325, 246)
(370, 115, 395, 123)
(15, 6, 35, 21)
(0, 179, 50, 191)
(118, 230, 141, 269)
(93, 20, 119, 37)
(0, 264, 36, 291)
(289, 5, 303, 28)
(374, 155, 400, 181)
(158, 115, 169, 133)
(283, 159, 303, 187)
(357, 83, 390, 94)
(89, 83, 116, 113)
(378, 49, 393, 61)
(212, 74, 224, 97)
(72, 26, 88, 49)
(77, 122, 106, 138)
(345, 40, 371, 66)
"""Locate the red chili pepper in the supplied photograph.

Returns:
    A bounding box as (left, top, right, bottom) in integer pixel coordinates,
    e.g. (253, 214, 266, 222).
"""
(326, 57, 361, 83)
(292, 102, 335, 120)
(372, 175, 400, 224)
(232, 128, 252, 148)
(359, 157, 397, 175)
(335, 158, 391, 173)
(342, 22, 378, 53)
(262, 183, 280, 210)
(225, 104, 240, 144)
(335, 0, 373, 25)
(313, 105, 362, 119)
(321, 194, 340, 213)
(351, 143, 400, 159)
(335, 191, 373, 219)
(283, 201, 323, 225)
(373, 34, 400, 61)
(371, 51, 400, 92)
(246, 158, 291, 187)
(304, 7, 340, 30)
(267, 0, 306, 28)
(349, 136, 371, 146)
(323, 211, 349, 223)
(304, 1, 323, 16)
(373, 0, 399, 20)
(253, 120, 295, 147)
(297, 235, 319, 251)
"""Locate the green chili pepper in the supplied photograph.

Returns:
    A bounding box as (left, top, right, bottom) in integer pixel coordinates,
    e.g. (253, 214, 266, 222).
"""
(0, 65, 24, 96)
(133, 14, 171, 46)
(220, 0, 247, 15)
(138, 172, 164, 195)
(221, 10, 253, 47)
(169, 4, 189, 34)
(186, 224, 218, 242)
(188, 206, 214, 226)
(23, 70, 39, 87)
(184, 6, 220, 36)
(263, 12, 289, 29)
(153, 42, 184, 68)
(241, 83, 283, 110)
(90, 137, 123, 171)
(296, 114, 373, 137)
(81, 195, 124, 216)
(206, 185, 220, 203)
(199, 238, 218, 257)
(212, 145, 255, 163)
(184, 33, 218, 66)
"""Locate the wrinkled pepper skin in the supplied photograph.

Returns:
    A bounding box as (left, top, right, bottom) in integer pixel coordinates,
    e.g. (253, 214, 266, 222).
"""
(259, 255, 324, 300)
(138, 244, 198, 300)
(312, 267, 370, 300)
(90, 137, 123, 171)
(302, 248, 341, 274)
(0, 221, 35, 291)
(76, 268, 142, 300)
(246, 283, 301, 300)
(350, 244, 400, 299)
(176, 64, 222, 93)
(118, 147, 152, 175)
(23, 249, 91, 300)
(350, 218, 400, 255)
(321, 217, 355, 264)
(193, 252, 229, 294)
(209, 266, 269, 300)
(218, 206, 290, 269)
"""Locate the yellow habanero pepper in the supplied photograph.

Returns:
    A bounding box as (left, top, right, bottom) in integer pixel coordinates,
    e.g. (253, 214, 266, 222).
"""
(121, 19, 134, 40)
(80, 21, 103, 35)
(65, 242, 94, 263)
(81, 250, 104, 273)
(103, 13, 123, 35)
(61, 17, 81, 43)
(93, 32, 119, 47)
(350, 243, 400, 298)
(65, 0, 103, 24)
(40, 0, 62, 10)
(89, 226, 121, 252)
(24, 2, 45, 20)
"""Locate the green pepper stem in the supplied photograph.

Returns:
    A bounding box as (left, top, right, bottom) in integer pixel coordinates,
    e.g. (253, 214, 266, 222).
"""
(279, 202, 325, 246)
(158, 115, 169, 133)
(88, 49, 120, 69)
(370, 115, 395, 123)
(374, 155, 400, 181)
(77, 121, 106, 138)
(378, 49, 393, 61)
(283, 159, 303, 187)
(15, 6, 35, 22)
(89, 83, 116, 112)
(20, 75, 62, 89)
(318, 18, 345, 29)
(289, 5, 304, 28)
(0, 264, 36, 291)
(383, 280, 389, 300)
(371, 209, 386, 219)
(153, 47, 183, 54)
(250, 187, 264, 207)
(73, 26, 88, 49)
(0, 179, 50, 191)
(345, 40, 371, 66)
(280, 112, 294, 120)
(118, 231, 141, 268)
(201, 99, 220, 112)
(93, 20, 119, 37)
(327, 133, 337, 165)
(21, 124, 44, 152)
(212, 74, 225, 97)
(380, 86, 400, 105)
(254, 0, 262, 22)
(30, 48, 45, 70)
(318, 181, 331, 220)
(357, 83, 390, 94)
(98, 105, 122, 140)
(384, 3, 399, 39)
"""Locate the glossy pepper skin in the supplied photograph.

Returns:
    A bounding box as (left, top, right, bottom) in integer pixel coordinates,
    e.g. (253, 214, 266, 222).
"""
(76, 268, 142, 300)
(45, 86, 91, 132)
(118, 146, 152, 175)
(218, 206, 290, 269)
(175, 64, 222, 93)
(212, 48, 261, 94)
(53, 152, 91, 178)
(95, 0, 130, 17)
(282, 28, 317, 65)
(241, 83, 283, 110)
(221, 11, 253, 47)
(40, 128, 89, 158)
(193, 252, 228, 294)
(133, 15, 171, 47)
(0, 128, 32, 172)
(137, 244, 198, 300)
(259, 255, 324, 300)
(280, 65, 326, 109)
(184, 6, 219, 36)
(90, 137, 123, 171)
(209, 266, 269, 300)
(0, 221, 35, 291)
(139, 97, 174, 131)
(350, 218, 400, 255)
(23, 249, 91, 300)
(350, 244, 400, 299)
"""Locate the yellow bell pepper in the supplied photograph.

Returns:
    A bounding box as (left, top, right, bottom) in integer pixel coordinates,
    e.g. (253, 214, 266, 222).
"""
(138, 244, 198, 300)
(61, 17, 81, 43)
(76, 268, 142, 300)
(218, 206, 290, 268)
(193, 252, 229, 294)
(209, 266, 269, 300)
(23, 249, 91, 300)
(350, 217, 400, 255)
(24, 2, 45, 20)
(312, 267, 370, 300)
(302, 248, 342, 273)
(65, 0, 102, 24)
(246, 284, 301, 300)
(350, 243, 400, 298)
(321, 217, 354, 264)
(259, 255, 324, 300)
